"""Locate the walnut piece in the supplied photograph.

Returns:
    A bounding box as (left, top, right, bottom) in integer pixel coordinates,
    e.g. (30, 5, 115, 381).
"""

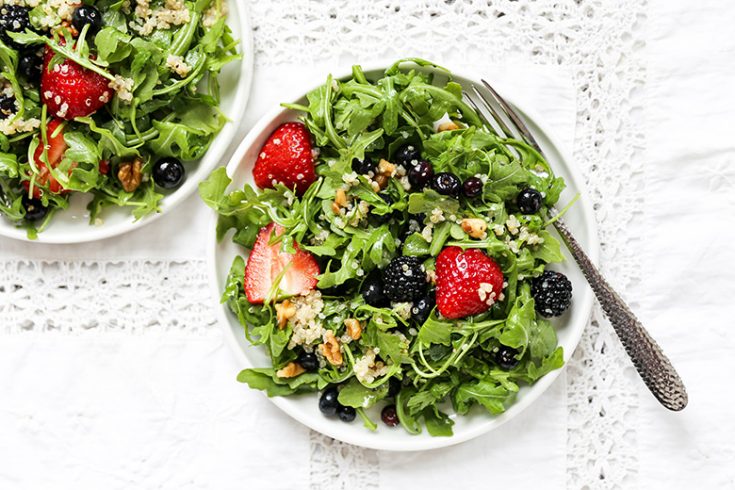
(118, 158, 143, 193)
(319, 330, 343, 366)
(276, 362, 305, 378)
(437, 121, 460, 132)
(374, 174, 389, 190)
(377, 159, 396, 177)
(461, 218, 488, 239)
(344, 318, 362, 340)
(275, 299, 296, 329)
(332, 188, 349, 214)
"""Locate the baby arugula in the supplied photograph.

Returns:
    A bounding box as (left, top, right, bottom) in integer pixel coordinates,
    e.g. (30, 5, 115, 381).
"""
(200, 60, 569, 436)
(0, 0, 239, 237)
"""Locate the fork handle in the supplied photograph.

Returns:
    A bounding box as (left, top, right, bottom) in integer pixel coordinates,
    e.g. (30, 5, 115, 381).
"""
(552, 217, 688, 411)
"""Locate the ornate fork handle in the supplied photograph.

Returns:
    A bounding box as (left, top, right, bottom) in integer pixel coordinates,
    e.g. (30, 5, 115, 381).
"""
(552, 216, 688, 411)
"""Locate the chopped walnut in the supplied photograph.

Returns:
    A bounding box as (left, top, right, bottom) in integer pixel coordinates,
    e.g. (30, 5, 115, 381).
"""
(275, 299, 296, 329)
(461, 218, 488, 239)
(319, 330, 343, 366)
(437, 121, 460, 132)
(344, 318, 362, 340)
(377, 159, 396, 177)
(374, 174, 389, 190)
(276, 362, 305, 378)
(118, 158, 143, 193)
(332, 188, 349, 214)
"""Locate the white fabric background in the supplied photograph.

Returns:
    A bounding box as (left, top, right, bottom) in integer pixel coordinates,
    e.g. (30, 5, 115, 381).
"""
(2, 0, 733, 488)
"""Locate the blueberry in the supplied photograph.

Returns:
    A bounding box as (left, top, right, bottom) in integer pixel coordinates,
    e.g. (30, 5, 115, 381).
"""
(408, 160, 434, 191)
(462, 177, 483, 198)
(517, 188, 543, 214)
(394, 144, 421, 167)
(431, 172, 461, 197)
(18, 50, 42, 84)
(360, 273, 388, 307)
(319, 386, 340, 416)
(411, 293, 435, 325)
(337, 404, 356, 423)
(494, 345, 520, 370)
(297, 351, 318, 372)
(22, 195, 47, 221)
(72, 5, 103, 33)
(0, 93, 15, 119)
(351, 157, 376, 175)
(152, 157, 185, 189)
(387, 377, 402, 397)
(381, 405, 399, 427)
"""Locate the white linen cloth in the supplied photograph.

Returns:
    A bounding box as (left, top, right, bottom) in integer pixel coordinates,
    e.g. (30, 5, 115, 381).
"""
(0, 62, 576, 490)
(637, 0, 735, 488)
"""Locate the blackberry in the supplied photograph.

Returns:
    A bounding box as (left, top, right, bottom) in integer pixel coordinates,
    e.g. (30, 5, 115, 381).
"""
(532, 270, 572, 317)
(494, 345, 520, 370)
(382, 256, 426, 302)
(517, 188, 543, 214)
(394, 144, 421, 167)
(0, 5, 30, 47)
(18, 49, 42, 83)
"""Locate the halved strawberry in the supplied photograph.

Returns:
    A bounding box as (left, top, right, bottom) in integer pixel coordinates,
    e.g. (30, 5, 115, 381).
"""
(40, 45, 111, 120)
(244, 222, 320, 304)
(435, 247, 505, 319)
(23, 118, 70, 197)
(252, 122, 316, 195)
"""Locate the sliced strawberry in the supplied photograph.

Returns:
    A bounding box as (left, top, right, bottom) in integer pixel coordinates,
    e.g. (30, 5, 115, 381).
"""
(41, 45, 111, 120)
(435, 247, 505, 319)
(22, 118, 70, 197)
(244, 222, 320, 304)
(253, 122, 316, 195)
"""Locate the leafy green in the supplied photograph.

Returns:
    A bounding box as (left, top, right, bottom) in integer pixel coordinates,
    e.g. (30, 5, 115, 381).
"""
(202, 59, 572, 438)
(0, 1, 240, 237)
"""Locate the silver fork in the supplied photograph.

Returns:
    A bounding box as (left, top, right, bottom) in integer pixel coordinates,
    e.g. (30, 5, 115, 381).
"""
(467, 80, 688, 411)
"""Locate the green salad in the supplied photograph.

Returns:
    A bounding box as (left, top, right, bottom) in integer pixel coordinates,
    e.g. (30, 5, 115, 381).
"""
(201, 59, 574, 436)
(0, 0, 238, 237)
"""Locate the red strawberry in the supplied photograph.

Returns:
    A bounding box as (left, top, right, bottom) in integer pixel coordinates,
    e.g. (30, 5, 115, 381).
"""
(244, 222, 320, 304)
(253, 122, 316, 195)
(23, 118, 71, 197)
(435, 247, 505, 319)
(41, 45, 111, 120)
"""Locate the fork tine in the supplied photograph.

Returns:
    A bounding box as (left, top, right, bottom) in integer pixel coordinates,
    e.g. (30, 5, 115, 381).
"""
(480, 79, 541, 152)
(463, 93, 499, 136)
(470, 85, 513, 138)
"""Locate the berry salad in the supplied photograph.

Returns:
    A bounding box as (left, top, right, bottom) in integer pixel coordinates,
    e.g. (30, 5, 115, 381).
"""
(200, 60, 575, 436)
(0, 0, 238, 237)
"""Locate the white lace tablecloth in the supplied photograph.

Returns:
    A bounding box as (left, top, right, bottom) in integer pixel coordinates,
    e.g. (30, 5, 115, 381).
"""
(2, 1, 733, 488)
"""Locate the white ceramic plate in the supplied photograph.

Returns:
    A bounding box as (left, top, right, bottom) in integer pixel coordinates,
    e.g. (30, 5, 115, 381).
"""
(0, 0, 254, 244)
(209, 62, 600, 451)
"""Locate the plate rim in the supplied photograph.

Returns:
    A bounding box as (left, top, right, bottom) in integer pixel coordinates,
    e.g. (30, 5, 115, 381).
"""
(208, 60, 600, 451)
(0, 0, 255, 244)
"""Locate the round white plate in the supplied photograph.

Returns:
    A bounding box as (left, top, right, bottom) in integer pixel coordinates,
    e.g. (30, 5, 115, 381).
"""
(0, 0, 254, 244)
(209, 62, 600, 451)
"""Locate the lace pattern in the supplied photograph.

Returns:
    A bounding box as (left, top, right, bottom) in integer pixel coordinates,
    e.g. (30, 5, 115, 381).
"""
(0, 0, 645, 488)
